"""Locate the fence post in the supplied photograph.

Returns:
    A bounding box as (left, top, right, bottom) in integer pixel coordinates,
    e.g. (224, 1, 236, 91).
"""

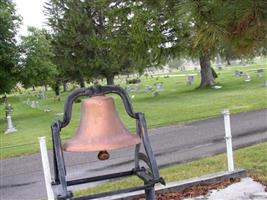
(222, 109, 234, 172)
(38, 137, 55, 200)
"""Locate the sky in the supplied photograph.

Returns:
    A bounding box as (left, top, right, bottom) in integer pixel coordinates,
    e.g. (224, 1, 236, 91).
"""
(13, 0, 48, 37)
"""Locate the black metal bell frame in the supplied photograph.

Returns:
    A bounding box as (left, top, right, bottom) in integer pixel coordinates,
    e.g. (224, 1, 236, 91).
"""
(51, 85, 165, 200)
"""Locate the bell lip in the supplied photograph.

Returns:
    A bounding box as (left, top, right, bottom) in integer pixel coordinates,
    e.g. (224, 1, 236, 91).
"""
(63, 136, 141, 152)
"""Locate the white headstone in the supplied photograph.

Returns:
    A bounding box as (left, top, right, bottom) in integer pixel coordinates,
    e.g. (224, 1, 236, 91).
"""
(156, 83, 164, 92)
(212, 85, 223, 89)
(31, 101, 37, 108)
(264, 80, 267, 87)
(243, 73, 251, 82)
(5, 115, 17, 134)
(135, 83, 141, 92)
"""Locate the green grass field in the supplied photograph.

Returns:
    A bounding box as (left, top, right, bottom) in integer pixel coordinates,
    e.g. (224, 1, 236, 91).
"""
(74, 141, 267, 197)
(0, 60, 266, 159)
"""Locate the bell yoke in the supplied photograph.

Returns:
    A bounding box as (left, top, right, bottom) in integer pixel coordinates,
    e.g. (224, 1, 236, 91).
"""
(50, 85, 165, 200)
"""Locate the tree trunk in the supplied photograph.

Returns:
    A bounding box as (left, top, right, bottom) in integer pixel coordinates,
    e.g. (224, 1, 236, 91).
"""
(79, 77, 85, 88)
(106, 74, 115, 85)
(199, 55, 216, 88)
(226, 55, 231, 65)
(32, 86, 35, 91)
(63, 81, 67, 92)
(44, 85, 48, 91)
(55, 81, 60, 96)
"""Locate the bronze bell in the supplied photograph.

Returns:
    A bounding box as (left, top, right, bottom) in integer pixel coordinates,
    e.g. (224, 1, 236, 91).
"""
(63, 95, 141, 160)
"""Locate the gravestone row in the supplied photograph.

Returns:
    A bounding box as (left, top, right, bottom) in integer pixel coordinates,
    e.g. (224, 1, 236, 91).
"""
(234, 70, 252, 82)
(23, 98, 41, 108)
(125, 82, 165, 97)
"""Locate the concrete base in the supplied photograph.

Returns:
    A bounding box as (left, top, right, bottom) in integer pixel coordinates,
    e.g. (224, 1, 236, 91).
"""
(105, 169, 246, 200)
(5, 127, 17, 134)
(196, 177, 267, 200)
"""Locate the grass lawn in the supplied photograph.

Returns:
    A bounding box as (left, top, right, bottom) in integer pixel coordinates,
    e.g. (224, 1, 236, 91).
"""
(74, 141, 267, 197)
(0, 59, 266, 159)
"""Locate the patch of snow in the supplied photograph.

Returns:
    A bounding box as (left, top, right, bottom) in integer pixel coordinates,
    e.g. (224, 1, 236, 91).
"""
(185, 178, 266, 200)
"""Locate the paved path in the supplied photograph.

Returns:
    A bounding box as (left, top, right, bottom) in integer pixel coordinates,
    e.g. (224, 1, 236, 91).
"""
(1, 109, 267, 200)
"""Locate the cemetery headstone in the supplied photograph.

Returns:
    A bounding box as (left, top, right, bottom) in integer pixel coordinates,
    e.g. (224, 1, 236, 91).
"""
(243, 73, 251, 82)
(256, 68, 264, 77)
(152, 91, 159, 97)
(37, 91, 47, 99)
(31, 101, 37, 108)
(234, 70, 243, 77)
(217, 66, 223, 71)
(144, 85, 152, 93)
(135, 83, 141, 92)
(264, 80, 267, 88)
(179, 66, 186, 71)
(156, 83, 164, 92)
(187, 75, 194, 85)
(36, 101, 40, 107)
(5, 115, 17, 134)
(55, 112, 64, 116)
(212, 85, 223, 89)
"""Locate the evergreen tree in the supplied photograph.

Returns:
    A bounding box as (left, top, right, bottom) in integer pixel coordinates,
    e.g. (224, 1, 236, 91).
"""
(45, 0, 164, 85)
(154, 0, 267, 88)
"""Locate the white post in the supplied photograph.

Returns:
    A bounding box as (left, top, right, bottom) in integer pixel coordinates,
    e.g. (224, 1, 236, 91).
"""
(38, 137, 55, 200)
(222, 109, 234, 172)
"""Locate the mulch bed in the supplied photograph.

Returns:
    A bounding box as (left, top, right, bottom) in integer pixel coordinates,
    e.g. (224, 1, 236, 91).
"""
(137, 178, 240, 200)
